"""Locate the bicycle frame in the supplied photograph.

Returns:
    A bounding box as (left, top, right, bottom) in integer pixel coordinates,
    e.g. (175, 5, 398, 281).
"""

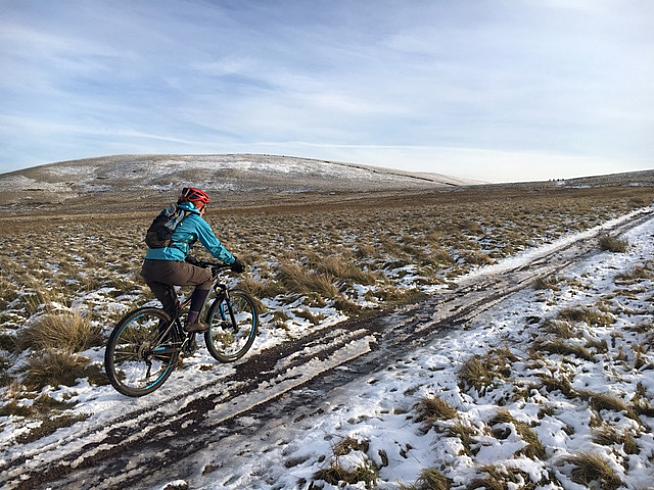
(152, 279, 234, 355)
(152, 295, 192, 355)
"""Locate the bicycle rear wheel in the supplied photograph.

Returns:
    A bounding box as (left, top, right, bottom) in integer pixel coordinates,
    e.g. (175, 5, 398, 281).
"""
(104, 307, 179, 397)
(205, 289, 258, 362)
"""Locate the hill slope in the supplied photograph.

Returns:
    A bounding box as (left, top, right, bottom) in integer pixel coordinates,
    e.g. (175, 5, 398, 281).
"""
(0, 154, 473, 195)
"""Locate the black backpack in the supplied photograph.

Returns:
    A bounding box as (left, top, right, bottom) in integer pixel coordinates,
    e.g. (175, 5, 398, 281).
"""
(145, 204, 188, 249)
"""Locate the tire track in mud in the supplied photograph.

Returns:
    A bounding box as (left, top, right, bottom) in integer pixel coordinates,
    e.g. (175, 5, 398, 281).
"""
(3, 209, 652, 489)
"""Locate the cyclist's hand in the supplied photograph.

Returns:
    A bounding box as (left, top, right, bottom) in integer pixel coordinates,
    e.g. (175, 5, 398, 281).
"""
(230, 258, 245, 274)
(185, 256, 200, 266)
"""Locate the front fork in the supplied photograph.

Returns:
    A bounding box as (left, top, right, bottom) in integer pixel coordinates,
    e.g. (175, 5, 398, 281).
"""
(224, 291, 239, 332)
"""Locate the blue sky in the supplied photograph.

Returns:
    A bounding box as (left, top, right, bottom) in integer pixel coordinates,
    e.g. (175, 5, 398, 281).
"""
(0, 0, 652, 182)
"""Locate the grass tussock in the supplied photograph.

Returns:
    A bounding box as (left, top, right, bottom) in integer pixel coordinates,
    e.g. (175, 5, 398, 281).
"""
(615, 263, 654, 282)
(446, 422, 477, 456)
(469, 465, 536, 490)
(313, 460, 378, 489)
(24, 350, 91, 390)
(0, 333, 16, 353)
(584, 392, 640, 423)
(333, 297, 362, 315)
(599, 233, 628, 253)
(312, 436, 377, 488)
(489, 409, 546, 459)
(535, 340, 595, 361)
(238, 275, 285, 299)
(458, 347, 517, 393)
(592, 426, 640, 454)
(277, 261, 339, 298)
(404, 468, 450, 490)
(272, 310, 290, 329)
(312, 255, 378, 285)
(533, 275, 560, 291)
(558, 307, 614, 327)
(538, 373, 576, 398)
(633, 397, 654, 418)
(18, 311, 103, 353)
(415, 396, 458, 428)
(293, 308, 326, 325)
(0, 354, 10, 386)
(562, 453, 623, 490)
(543, 319, 576, 339)
(333, 436, 369, 456)
(0, 400, 34, 417)
(460, 250, 493, 266)
(585, 337, 609, 353)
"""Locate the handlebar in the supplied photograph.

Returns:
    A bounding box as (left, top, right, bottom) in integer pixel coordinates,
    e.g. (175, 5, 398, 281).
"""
(198, 261, 231, 272)
(186, 257, 231, 273)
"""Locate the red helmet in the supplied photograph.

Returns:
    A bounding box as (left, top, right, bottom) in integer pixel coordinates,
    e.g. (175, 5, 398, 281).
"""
(179, 187, 211, 206)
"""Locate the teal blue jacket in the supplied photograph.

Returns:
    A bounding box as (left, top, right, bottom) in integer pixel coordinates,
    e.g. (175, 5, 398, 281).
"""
(145, 202, 236, 264)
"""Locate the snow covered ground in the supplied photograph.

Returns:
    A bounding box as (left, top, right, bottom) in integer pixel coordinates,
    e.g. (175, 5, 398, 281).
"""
(2, 203, 654, 489)
(171, 213, 654, 489)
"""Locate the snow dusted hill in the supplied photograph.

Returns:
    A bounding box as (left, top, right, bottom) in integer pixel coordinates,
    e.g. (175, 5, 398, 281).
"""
(0, 154, 473, 195)
(563, 169, 654, 188)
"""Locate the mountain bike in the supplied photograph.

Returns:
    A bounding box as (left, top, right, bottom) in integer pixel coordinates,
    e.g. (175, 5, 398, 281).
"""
(104, 262, 259, 397)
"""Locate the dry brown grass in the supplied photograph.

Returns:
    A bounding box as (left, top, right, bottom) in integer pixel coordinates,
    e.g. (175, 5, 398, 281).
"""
(558, 307, 614, 327)
(599, 233, 628, 253)
(404, 468, 450, 490)
(238, 275, 285, 299)
(562, 453, 623, 490)
(293, 308, 326, 325)
(615, 263, 654, 282)
(310, 255, 378, 285)
(415, 396, 458, 428)
(538, 373, 577, 398)
(489, 409, 546, 459)
(469, 465, 537, 490)
(18, 311, 102, 353)
(459, 347, 517, 393)
(535, 340, 595, 362)
(24, 350, 92, 390)
(583, 392, 640, 423)
(272, 310, 290, 329)
(313, 439, 378, 490)
(313, 463, 378, 489)
(333, 436, 369, 456)
(592, 426, 640, 454)
(533, 275, 560, 291)
(446, 422, 477, 456)
(543, 319, 576, 339)
(277, 261, 340, 298)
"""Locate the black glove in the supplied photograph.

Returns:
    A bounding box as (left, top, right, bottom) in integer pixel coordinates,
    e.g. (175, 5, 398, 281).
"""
(230, 258, 244, 273)
(185, 256, 200, 266)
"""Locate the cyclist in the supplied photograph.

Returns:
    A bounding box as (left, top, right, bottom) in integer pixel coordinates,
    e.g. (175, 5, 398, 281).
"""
(140, 187, 244, 333)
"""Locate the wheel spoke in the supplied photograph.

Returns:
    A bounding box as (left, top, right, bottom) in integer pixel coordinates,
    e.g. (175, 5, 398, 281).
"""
(206, 290, 258, 362)
(106, 308, 178, 396)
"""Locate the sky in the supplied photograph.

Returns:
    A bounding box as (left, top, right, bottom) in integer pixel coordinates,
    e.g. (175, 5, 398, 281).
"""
(0, 0, 652, 183)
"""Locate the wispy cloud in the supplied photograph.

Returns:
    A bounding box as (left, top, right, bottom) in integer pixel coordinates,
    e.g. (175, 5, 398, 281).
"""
(0, 0, 652, 182)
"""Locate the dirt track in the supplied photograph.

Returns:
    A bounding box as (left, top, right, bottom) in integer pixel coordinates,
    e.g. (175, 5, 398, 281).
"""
(2, 207, 651, 489)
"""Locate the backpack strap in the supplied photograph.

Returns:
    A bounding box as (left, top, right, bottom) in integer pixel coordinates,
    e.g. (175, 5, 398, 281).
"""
(165, 210, 191, 249)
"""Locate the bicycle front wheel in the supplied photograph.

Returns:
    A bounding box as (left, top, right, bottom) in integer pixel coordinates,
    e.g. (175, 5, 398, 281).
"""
(104, 307, 179, 397)
(205, 289, 258, 362)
